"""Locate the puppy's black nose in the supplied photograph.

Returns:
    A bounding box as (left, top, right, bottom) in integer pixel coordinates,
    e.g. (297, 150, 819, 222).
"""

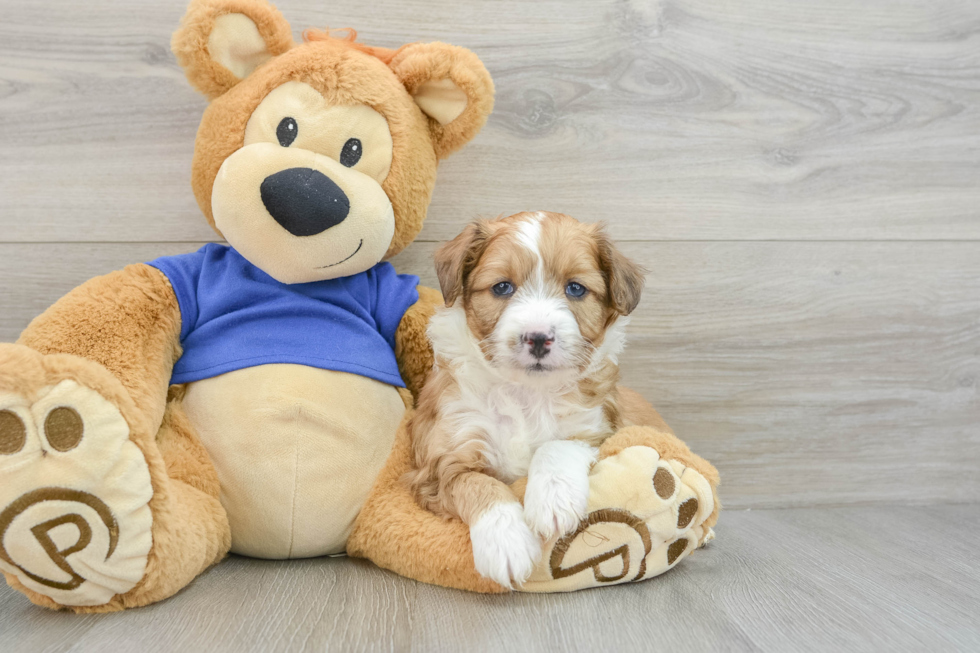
(524, 332, 552, 359)
(260, 168, 350, 237)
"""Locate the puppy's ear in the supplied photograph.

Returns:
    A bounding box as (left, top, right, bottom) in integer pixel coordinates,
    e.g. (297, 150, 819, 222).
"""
(596, 228, 646, 316)
(389, 43, 495, 159)
(172, 0, 295, 100)
(435, 221, 492, 307)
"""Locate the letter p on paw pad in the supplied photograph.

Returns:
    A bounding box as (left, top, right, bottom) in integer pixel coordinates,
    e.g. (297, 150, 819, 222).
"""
(0, 380, 154, 607)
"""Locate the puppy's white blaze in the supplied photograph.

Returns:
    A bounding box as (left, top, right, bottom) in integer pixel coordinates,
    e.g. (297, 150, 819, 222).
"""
(469, 502, 541, 588)
(514, 213, 543, 265)
(515, 214, 544, 293)
(523, 440, 597, 539)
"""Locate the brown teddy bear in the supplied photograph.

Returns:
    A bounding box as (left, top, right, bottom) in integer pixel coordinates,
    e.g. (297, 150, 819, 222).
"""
(0, 0, 719, 611)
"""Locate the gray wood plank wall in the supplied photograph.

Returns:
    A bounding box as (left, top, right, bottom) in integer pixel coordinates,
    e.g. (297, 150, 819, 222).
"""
(1, 0, 978, 510)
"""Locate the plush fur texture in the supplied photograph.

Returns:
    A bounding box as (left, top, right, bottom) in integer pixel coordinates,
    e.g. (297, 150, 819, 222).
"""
(10, 267, 231, 609)
(388, 42, 495, 160)
(0, 0, 491, 611)
(181, 364, 409, 559)
(0, 344, 230, 612)
(1, 266, 442, 611)
(174, 5, 494, 262)
(522, 439, 597, 538)
(172, 0, 295, 100)
(18, 264, 182, 435)
(395, 285, 442, 401)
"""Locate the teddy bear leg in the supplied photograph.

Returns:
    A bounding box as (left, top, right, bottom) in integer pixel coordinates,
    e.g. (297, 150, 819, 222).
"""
(517, 427, 718, 592)
(0, 345, 229, 612)
(614, 386, 721, 532)
(513, 388, 720, 592)
(599, 425, 719, 539)
(112, 387, 231, 611)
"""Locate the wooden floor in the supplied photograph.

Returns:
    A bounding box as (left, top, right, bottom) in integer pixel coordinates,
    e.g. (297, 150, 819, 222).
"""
(2, 505, 978, 652)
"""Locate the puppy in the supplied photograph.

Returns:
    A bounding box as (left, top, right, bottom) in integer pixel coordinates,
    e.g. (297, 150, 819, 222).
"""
(407, 211, 645, 587)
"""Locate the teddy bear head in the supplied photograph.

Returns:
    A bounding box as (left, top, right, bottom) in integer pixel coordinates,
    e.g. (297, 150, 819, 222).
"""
(172, 0, 494, 284)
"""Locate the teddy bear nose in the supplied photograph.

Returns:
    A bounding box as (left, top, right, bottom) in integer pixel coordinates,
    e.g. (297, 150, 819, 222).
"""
(259, 168, 350, 237)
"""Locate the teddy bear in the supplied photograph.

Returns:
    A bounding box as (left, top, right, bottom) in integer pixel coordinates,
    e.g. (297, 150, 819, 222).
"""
(0, 0, 719, 611)
(0, 0, 491, 611)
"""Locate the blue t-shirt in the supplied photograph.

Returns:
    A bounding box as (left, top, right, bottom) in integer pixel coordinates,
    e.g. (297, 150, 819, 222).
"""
(148, 244, 419, 387)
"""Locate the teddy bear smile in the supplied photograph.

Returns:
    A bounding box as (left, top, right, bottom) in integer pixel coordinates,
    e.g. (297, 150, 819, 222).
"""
(316, 239, 363, 269)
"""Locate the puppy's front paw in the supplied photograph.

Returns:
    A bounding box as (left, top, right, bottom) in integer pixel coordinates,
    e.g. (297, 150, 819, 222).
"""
(523, 470, 590, 540)
(469, 502, 542, 589)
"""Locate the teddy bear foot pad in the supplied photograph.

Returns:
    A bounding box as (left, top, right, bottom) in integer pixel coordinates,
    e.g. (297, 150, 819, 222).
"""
(0, 373, 153, 607)
(520, 446, 715, 592)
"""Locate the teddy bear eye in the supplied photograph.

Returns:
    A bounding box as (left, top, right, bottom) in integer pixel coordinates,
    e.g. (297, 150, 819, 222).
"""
(276, 117, 297, 147)
(340, 138, 362, 167)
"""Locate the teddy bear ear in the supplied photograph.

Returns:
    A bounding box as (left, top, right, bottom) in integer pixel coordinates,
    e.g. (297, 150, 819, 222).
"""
(171, 0, 294, 100)
(389, 43, 495, 159)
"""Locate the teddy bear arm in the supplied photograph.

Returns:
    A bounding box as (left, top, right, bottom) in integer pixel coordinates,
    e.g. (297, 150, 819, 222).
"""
(394, 285, 443, 402)
(17, 263, 182, 430)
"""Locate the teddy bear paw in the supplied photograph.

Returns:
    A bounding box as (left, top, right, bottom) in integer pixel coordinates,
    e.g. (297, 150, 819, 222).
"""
(519, 445, 716, 592)
(0, 348, 154, 607)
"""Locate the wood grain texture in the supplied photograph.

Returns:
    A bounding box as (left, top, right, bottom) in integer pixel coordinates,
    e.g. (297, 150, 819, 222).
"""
(0, 0, 978, 242)
(2, 241, 977, 509)
(1, 505, 978, 652)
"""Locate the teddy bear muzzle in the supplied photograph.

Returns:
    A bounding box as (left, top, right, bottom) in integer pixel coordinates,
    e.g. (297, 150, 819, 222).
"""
(210, 141, 396, 285)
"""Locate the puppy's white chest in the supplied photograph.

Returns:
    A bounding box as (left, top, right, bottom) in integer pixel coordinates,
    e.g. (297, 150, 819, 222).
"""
(466, 385, 602, 483)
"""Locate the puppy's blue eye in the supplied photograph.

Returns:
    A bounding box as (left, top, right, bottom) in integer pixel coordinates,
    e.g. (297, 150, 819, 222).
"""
(492, 281, 515, 296)
(565, 282, 587, 298)
(276, 117, 297, 147)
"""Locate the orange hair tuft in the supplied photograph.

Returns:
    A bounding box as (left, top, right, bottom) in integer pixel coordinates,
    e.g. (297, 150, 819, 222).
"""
(302, 27, 398, 64)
